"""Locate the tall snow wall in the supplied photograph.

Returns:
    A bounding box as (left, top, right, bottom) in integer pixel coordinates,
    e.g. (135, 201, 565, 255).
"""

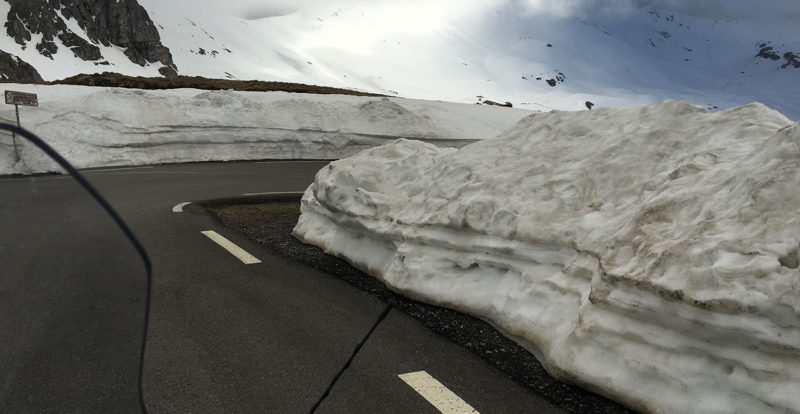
(294, 100, 800, 413)
(0, 84, 530, 174)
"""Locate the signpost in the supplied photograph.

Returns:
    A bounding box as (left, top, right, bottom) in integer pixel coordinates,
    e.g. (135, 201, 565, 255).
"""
(5, 90, 38, 162)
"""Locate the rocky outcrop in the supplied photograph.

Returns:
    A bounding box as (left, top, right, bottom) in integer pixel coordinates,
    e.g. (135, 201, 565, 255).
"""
(0, 50, 44, 83)
(755, 42, 800, 69)
(781, 52, 800, 69)
(4, 0, 177, 77)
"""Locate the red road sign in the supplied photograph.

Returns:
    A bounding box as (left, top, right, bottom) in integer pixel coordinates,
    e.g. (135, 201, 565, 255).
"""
(5, 90, 38, 107)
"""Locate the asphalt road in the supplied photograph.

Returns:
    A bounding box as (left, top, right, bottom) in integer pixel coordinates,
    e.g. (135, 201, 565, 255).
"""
(0, 161, 567, 413)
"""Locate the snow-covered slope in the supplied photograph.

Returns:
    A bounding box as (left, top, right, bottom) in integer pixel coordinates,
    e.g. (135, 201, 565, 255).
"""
(136, 0, 799, 119)
(2, 1, 797, 119)
(294, 101, 800, 413)
(0, 83, 530, 175)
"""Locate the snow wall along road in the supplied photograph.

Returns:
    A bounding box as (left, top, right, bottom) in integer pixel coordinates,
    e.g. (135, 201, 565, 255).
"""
(294, 100, 800, 413)
(0, 84, 530, 175)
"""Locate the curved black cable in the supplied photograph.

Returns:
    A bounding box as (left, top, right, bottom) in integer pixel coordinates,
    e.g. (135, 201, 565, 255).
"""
(308, 303, 393, 414)
(1, 123, 152, 414)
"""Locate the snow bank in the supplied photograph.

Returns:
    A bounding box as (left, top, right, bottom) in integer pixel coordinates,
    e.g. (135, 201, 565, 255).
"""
(294, 100, 800, 413)
(0, 83, 530, 175)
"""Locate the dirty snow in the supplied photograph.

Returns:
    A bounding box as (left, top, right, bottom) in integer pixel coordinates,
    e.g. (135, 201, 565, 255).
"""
(0, 83, 530, 175)
(294, 100, 800, 413)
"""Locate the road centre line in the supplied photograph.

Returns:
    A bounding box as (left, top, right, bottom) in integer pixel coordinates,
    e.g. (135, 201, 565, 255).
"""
(201, 230, 261, 264)
(398, 371, 479, 414)
(172, 202, 191, 213)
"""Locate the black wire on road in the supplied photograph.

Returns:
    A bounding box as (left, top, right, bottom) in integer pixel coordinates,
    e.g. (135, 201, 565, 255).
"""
(0, 123, 153, 414)
(309, 303, 394, 414)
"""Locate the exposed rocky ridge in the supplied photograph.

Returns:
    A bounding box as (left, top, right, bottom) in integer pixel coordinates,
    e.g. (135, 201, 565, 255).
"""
(52, 72, 387, 97)
(4, 0, 177, 77)
(0, 49, 43, 82)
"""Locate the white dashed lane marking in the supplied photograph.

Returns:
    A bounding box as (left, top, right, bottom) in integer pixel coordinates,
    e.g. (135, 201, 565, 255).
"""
(172, 202, 191, 213)
(201, 230, 261, 264)
(398, 371, 479, 414)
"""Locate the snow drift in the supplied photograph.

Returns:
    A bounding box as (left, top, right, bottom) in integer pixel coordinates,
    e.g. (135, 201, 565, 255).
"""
(0, 84, 530, 175)
(294, 100, 800, 413)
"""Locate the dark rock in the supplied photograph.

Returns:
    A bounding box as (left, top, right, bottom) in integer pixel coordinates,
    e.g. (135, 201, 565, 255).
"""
(482, 100, 513, 108)
(585, 101, 594, 110)
(754, 43, 800, 69)
(36, 40, 58, 59)
(756, 46, 780, 61)
(61, 31, 102, 60)
(4, 0, 178, 77)
(159, 66, 178, 78)
(5, 15, 31, 46)
(52, 72, 389, 97)
(782, 52, 800, 69)
(0, 49, 44, 82)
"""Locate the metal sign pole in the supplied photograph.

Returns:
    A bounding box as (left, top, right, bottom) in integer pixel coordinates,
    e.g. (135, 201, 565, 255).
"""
(12, 104, 20, 162)
(5, 90, 39, 162)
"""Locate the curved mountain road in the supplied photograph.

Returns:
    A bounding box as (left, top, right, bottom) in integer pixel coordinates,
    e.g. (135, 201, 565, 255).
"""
(1, 161, 567, 414)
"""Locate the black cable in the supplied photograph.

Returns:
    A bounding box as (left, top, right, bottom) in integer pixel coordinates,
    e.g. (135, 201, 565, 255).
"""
(1, 123, 153, 414)
(309, 303, 393, 414)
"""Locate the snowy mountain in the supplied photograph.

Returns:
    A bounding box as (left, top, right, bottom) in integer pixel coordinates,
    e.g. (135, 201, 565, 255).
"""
(0, 0, 176, 79)
(0, 0, 798, 119)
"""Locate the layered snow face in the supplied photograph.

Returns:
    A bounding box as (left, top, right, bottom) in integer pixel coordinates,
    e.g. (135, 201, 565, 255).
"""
(294, 100, 800, 413)
(0, 83, 530, 175)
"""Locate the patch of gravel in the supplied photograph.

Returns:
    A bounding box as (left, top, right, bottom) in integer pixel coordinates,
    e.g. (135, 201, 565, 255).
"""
(203, 198, 635, 414)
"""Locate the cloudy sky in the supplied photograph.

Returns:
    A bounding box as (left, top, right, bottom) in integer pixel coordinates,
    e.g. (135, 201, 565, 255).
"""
(225, 0, 800, 22)
(519, 0, 800, 21)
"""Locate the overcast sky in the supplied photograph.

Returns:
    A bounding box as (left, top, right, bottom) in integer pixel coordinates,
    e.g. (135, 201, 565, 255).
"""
(228, 0, 800, 23)
(514, 0, 800, 22)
